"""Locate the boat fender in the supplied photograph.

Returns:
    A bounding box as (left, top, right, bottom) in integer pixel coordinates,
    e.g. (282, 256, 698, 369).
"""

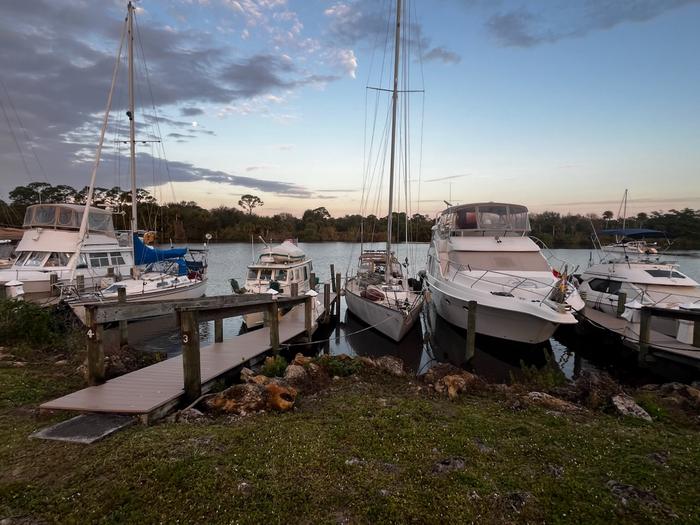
(407, 277, 422, 292)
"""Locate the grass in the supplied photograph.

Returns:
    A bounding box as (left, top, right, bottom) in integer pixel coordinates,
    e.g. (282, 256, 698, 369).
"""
(1, 350, 699, 523)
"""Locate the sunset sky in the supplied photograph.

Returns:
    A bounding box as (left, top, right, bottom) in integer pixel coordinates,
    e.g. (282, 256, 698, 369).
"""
(1, 0, 699, 219)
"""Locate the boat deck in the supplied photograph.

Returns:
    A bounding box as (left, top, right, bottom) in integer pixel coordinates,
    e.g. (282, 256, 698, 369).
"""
(41, 296, 334, 416)
(583, 306, 700, 367)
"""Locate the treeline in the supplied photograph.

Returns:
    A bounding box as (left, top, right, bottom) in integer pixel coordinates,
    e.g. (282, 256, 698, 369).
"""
(1, 182, 699, 248)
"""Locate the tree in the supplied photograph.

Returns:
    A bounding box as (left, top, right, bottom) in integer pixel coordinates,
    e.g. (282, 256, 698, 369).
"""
(602, 210, 614, 221)
(238, 194, 263, 215)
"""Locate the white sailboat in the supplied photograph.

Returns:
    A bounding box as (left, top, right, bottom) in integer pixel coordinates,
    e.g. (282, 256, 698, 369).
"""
(344, 0, 423, 342)
(67, 2, 206, 310)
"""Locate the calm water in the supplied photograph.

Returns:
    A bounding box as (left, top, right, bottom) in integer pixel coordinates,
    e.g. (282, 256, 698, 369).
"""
(132, 243, 700, 384)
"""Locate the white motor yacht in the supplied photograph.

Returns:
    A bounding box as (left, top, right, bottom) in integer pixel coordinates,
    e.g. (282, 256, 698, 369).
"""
(425, 203, 584, 344)
(0, 204, 133, 301)
(239, 240, 313, 329)
(578, 228, 700, 337)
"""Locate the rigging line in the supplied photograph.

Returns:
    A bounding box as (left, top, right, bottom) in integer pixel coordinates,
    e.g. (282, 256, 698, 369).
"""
(366, 87, 425, 93)
(0, 78, 49, 183)
(0, 97, 32, 182)
(134, 13, 177, 204)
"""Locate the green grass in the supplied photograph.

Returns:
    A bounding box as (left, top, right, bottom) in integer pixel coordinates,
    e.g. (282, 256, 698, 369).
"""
(1, 356, 699, 524)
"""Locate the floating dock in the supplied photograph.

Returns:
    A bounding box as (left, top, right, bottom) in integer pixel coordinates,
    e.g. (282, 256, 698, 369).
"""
(41, 289, 338, 422)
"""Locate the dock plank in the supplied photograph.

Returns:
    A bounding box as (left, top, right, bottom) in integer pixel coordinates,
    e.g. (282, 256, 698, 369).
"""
(42, 295, 334, 415)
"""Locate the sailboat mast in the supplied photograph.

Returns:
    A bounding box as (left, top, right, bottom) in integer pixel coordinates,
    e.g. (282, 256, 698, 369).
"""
(385, 0, 402, 283)
(127, 2, 137, 235)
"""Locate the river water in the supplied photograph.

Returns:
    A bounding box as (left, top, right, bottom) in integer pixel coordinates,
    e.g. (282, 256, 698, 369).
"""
(135, 243, 700, 384)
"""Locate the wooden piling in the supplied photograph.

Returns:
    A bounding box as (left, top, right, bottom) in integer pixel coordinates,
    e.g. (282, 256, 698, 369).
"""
(310, 272, 316, 289)
(49, 273, 59, 297)
(291, 282, 299, 297)
(693, 320, 700, 348)
(180, 310, 201, 403)
(616, 292, 627, 318)
(76, 274, 85, 293)
(335, 273, 342, 318)
(214, 318, 224, 343)
(85, 306, 105, 386)
(323, 283, 330, 323)
(118, 287, 128, 347)
(305, 295, 313, 341)
(107, 266, 115, 277)
(465, 301, 477, 363)
(269, 301, 280, 353)
(330, 264, 336, 291)
(0, 284, 5, 300)
(638, 307, 652, 365)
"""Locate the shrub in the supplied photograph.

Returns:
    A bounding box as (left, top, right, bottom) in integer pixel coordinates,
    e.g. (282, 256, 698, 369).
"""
(0, 299, 63, 348)
(261, 355, 288, 377)
(323, 356, 361, 377)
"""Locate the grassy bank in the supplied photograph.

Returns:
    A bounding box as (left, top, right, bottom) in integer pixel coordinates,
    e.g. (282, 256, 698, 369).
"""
(1, 343, 700, 524)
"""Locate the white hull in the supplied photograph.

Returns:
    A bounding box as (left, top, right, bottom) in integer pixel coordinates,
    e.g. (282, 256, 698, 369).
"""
(344, 287, 422, 341)
(428, 277, 559, 344)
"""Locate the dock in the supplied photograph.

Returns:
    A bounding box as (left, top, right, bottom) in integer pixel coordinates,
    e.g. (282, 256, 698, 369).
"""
(41, 284, 340, 422)
(581, 305, 700, 369)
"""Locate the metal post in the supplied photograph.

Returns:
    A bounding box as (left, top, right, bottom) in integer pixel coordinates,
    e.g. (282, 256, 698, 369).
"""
(465, 301, 477, 363)
(214, 318, 224, 343)
(324, 283, 331, 323)
(118, 287, 128, 347)
(638, 307, 652, 365)
(616, 292, 627, 318)
(269, 301, 280, 353)
(85, 306, 105, 385)
(180, 310, 201, 403)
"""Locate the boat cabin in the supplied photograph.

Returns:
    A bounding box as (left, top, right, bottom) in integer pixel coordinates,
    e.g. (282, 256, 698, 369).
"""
(437, 203, 530, 237)
(23, 204, 115, 234)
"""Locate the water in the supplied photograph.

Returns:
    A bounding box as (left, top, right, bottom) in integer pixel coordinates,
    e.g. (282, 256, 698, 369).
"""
(131, 243, 700, 384)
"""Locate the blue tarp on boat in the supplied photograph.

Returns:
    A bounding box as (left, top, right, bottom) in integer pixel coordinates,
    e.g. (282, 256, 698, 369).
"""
(133, 233, 187, 265)
(600, 228, 666, 238)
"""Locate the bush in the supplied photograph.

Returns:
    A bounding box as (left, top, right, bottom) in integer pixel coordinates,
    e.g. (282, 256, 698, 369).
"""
(323, 356, 361, 377)
(261, 355, 288, 377)
(0, 299, 65, 348)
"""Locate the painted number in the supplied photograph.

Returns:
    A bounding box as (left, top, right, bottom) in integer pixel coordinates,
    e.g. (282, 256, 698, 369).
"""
(182, 334, 189, 344)
(86, 329, 94, 339)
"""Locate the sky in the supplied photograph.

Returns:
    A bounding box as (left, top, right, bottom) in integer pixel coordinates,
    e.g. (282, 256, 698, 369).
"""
(0, 0, 699, 220)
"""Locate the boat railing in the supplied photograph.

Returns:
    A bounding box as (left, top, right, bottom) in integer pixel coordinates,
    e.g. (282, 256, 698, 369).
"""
(444, 258, 574, 304)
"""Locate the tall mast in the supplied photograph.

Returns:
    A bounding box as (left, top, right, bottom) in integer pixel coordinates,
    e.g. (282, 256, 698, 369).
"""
(127, 2, 137, 235)
(385, 0, 401, 283)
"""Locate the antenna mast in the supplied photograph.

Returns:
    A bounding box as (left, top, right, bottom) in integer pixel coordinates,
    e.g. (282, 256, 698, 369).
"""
(127, 2, 137, 235)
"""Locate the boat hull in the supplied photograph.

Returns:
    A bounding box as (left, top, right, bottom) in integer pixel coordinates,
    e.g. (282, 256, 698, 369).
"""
(344, 288, 422, 342)
(427, 277, 560, 344)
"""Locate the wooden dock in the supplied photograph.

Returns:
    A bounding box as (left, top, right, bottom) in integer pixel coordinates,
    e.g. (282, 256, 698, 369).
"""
(582, 306, 700, 369)
(41, 288, 339, 422)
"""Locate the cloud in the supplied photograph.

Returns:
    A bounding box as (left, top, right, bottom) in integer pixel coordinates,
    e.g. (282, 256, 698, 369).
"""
(485, 0, 700, 48)
(180, 106, 204, 117)
(422, 46, 461, 64)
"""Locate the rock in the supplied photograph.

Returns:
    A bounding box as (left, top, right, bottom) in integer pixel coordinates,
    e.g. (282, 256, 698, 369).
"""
(177, 407, 209, 423)
(684, 386, 700, 408)
(54, 359, 68, 366)
(474, 437, 494, 454)
(422, 362, 464, 385)
(237, 481, 253, 496)
(432, 457, 466, 474)
(640, 383, 660, 392)
(105, 355, 127, 376)
(442, 375, 469, 400)
(611, 394, 652, 422)
(504, 491, 531, 512)
(357, 356, 376, 368)
(283, 364, 308, 385)
(11, 361, 27, 368)
(378, 489, 390, 497)
(648, 451, 669, 466)
(547, 464, 564, 479)
(374, 356, 405, 376)
(0, 352, 15, 361)
(240, 367, 256, 383)
(561, 370, 622, 409)
(249, 374, 270, 386)
(422, 363, 483, 399)
(525, 392, 581, 413)
(204, 381, 297, 415)
(659, 382, 687, 395)
(345, 457, 365, 466)
(606, 480, 676, 518)
(292, 353, 312, 366)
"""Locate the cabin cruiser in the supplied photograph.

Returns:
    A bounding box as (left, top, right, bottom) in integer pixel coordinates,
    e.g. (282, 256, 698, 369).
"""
(425, 203, 584, 344)
(0, 204, 133, 301)
(0, 240, 15, 269)
(578, 229, 700, 338)
(239, 240, 313, 329)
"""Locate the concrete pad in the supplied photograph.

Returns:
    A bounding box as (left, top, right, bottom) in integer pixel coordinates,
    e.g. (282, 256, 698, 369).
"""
(31, 413, 136, 444)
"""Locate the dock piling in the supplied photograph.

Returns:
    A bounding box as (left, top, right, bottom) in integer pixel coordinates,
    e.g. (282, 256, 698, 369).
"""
(49, 273, 59, 297)
(616, 292, 627, 318)
(76, 275, 85, 293)
(335, 273, 342, 318)
(323, 283, 330, 323)
(330, 265, 336, 291)
(304, 295, 313, 341)
(85, 306, 105, 386)
(310, 272, 316, 289)
(214, 318, 223, 343)
(638, 307, 652, 365)
(180, 310, 202, 403)
(465, 301, 477, 363)
(118, 287, 128, 347)
(269, 301, 280, 353)
(694, 320, 700, 348)
(291, 282, 299, 297)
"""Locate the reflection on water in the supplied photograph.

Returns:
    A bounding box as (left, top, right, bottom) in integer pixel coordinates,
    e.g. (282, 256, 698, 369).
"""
(122, 243, 700, 383)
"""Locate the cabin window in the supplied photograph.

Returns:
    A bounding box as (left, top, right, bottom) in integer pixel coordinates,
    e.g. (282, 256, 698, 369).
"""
(45, 252, 70, 267)
(645, 270, 685, 279)
(276, 269, 288, 281)
(88, 213, 113, 233)
(259, 269, 272, 281)
(294, 269, 300, 281)
(76, 254, 88, 269)
(477, 205, 509, 229)
(89, 252, 110, 268)
(23, 208, 33, 226)
(247, 269, 258, 280)
(14, 252, 29, 266)
(455, 207, 477, 229)
(303, 266, 309, 280)
(58, 208, 75, 227)
(588, 278, 622, 294)
(24, 252, 48, 267)
(110, 252, 126, 265)
(34, 206, 56, 226)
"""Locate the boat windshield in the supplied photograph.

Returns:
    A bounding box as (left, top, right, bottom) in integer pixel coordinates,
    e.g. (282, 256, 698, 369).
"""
(448, 251, 550, 272)
(247, 269, 258, 280)
(276, 269, 288, 281)
(23, 204, 115, 234)
(259, 269, 272, 281)
(443, 204, 530, 233)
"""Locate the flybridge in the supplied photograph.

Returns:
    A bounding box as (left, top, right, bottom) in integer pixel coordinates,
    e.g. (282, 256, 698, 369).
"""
(438, 203, 531, 236)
